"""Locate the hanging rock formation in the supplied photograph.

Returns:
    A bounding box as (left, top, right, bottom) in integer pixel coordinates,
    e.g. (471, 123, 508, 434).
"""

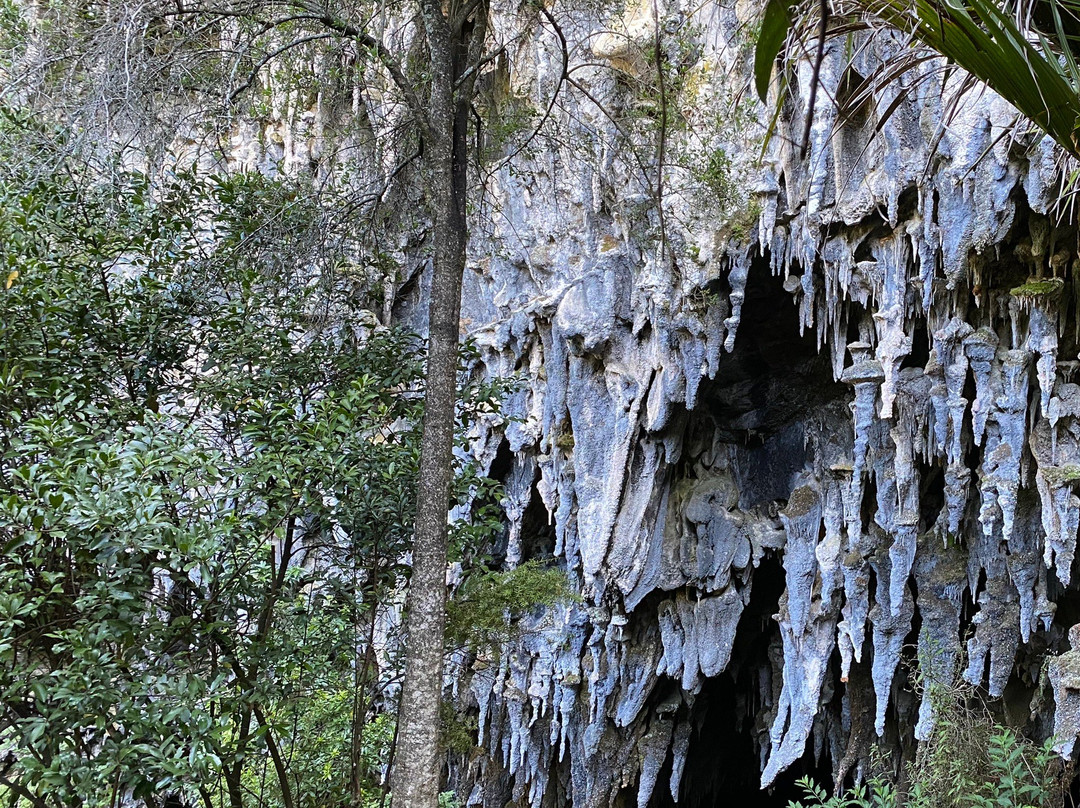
(392, 0, 1080, 804)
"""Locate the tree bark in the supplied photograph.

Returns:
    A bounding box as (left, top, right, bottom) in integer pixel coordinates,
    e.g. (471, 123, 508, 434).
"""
(390, 3, 485, 807)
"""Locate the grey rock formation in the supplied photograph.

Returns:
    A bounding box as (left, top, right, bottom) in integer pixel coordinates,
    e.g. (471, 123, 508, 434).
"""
(404, 1, 1080, 804)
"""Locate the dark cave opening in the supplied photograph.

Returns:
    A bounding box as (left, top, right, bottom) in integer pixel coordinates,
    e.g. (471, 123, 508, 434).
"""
(520, 475, 557, 561)
(488, 437, 514, 483)
(483, 440, 557, 563)
(918, 460, 946, 531)
(901, 317, 930, 369)
(645, 557, 833, 808)
(645, 673, 833, 808)
(648, 254, 851, 805)
(700, 255, 846, 443)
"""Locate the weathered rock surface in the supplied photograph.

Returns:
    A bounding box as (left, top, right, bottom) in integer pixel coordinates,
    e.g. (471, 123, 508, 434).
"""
(394, 1, 1080, 805)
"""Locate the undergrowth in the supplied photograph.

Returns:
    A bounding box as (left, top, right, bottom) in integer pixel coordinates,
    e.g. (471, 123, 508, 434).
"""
(788, 677, 1065, 808)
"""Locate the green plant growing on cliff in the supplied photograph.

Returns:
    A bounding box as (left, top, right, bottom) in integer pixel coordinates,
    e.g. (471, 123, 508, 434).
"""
(687, 283, 725, 312)
(908, 680, 1057, 808)
(788, 775, 897, 808)
(729, 196, 764, 243)
(571, 7, 762, 265)
(787, 679, 1060, 808)
(479, 96, 540, 165)
(446, 559, 577, 650)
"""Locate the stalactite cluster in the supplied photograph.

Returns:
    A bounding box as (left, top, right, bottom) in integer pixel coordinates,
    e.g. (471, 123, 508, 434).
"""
(427, 3, 1080, 806)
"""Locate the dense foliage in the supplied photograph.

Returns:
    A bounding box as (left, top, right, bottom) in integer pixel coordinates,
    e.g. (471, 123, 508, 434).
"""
(0, 114, 566, 808)
(0, 112, 424, 808)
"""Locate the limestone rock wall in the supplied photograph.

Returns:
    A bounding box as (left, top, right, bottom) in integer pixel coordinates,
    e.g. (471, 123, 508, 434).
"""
(429, 1, 1080, 805)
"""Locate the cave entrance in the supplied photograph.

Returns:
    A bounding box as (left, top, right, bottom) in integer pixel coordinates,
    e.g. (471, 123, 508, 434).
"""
(647, 558, 833, 808)
(658, 674, 832, 808)
(699, 254, 846, 443)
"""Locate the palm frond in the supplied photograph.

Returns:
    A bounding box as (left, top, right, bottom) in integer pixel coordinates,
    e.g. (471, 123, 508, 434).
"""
(865, 0, 1080, 156)
(756, 0, 1080, 159)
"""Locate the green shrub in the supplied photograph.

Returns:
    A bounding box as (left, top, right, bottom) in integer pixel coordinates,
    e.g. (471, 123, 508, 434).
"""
(788, 681, 1061, 808)
(0, 110, 507, 808)
(445, 559, 577, 650)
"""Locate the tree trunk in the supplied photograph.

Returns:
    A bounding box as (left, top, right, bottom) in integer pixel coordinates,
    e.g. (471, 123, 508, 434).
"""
(388, 19, 460, 808)
(391, 3, 482, 807)
(350, 550, 381, 804)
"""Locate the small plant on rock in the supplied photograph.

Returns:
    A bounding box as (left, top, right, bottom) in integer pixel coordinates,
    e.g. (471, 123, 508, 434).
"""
(788, 678, 1061, 808)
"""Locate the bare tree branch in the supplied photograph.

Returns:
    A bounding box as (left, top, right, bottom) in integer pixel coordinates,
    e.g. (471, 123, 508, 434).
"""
(227, 32, 335, 102)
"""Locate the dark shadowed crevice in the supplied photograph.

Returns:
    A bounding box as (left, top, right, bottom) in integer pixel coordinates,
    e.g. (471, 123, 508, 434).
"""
(699, 254, 846, 443)
(488, 438, 514, 482)
(645, 557, 832, 808)
(520, 476, 556, 561)
(901, 318, 930, 369)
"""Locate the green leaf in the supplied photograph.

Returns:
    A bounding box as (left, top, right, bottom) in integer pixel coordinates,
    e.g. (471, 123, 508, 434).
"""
(860, 0, 1080, 158)
(755, 0, 794, 101)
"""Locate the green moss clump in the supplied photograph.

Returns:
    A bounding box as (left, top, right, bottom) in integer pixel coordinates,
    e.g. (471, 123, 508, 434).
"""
(555, 431, 575, 450)
(445, 560, 578, 650)
(439, 701, 478, 755)
(1009, 277, 1065, 298)
(1041, 464, 1080, 486)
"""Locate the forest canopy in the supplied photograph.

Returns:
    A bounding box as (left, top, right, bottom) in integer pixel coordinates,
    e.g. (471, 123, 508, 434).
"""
(0, 104, 563, 807)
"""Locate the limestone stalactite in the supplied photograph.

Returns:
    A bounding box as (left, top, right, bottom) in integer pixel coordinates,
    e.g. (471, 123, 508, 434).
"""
(424, 2, 1080, 805)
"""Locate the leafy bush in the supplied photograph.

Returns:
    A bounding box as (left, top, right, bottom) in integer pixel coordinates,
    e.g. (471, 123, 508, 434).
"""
(445, 559, 577, 650)
(788, 682, 1060, 808)
(0, 101, 532, 807)
(787, 775, 897, 808)
(0, 110, 508, 808)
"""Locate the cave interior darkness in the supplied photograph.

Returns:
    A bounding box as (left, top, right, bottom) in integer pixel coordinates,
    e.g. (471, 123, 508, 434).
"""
(644, 558, 835, 808)
(647, 256, 845, 807)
